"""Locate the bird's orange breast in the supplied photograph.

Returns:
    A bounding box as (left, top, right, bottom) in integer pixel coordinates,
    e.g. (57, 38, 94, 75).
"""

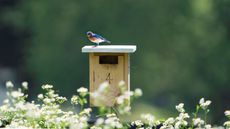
(88, 37, 97, 42)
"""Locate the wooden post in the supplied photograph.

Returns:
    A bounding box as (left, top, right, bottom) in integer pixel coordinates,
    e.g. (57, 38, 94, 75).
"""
(82, 45, 136, 106)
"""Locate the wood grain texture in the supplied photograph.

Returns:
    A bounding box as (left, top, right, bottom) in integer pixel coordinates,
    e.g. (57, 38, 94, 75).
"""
(89, 53, 130, 107)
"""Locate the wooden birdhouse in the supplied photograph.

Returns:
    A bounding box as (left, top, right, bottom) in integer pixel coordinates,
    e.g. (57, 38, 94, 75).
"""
(82, 45, 136, 107)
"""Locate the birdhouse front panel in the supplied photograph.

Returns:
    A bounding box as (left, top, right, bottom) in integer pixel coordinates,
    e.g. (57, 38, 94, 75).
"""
(89, 53, 129, 106)
(82, 45, 136, 107)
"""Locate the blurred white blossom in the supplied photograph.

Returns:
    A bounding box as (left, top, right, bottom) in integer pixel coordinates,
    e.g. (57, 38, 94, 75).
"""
(98, 82, 109, 92)
(134, 88, 143, 97)
(81, 108, 92, 116)
(175, 103, 185, 113)
(0, 81, 227, 129)
(199, 98, 211, 110)
(225, 110, 230, 117)
(205, 124, 212, 129)
(95, 118, 104, 125)
(164, 117, 175, 125)
(224, 121, 230, 128)
(193, 118, 205, 127)
(77, 87, 88, 94)
(42, 84, 53, 89)
(22, 81, 28, 90)
(11, 91, 24, 98)
(37, 94, 44, 99)
(118, 80, 125, 86)
(141, 113, 155, 127)
(131, 120, 144, 128)
(6, 81, 14, 88)
(71, 95, 79, 105)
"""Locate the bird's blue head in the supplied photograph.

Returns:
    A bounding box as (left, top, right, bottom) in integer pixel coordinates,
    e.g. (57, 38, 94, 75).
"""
(87, 31, 93, 37)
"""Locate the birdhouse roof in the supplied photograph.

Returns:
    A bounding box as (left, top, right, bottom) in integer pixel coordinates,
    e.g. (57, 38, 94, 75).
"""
(82, 45, 136, 53)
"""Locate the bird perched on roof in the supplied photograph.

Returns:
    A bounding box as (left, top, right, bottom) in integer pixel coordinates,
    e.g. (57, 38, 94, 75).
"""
(87, 31, 111, 46)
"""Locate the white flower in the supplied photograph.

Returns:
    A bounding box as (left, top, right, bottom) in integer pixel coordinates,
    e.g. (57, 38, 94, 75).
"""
(175, 121, 188, 129)
(106, 113, 116, 118)
(134, 88, 143, 97)
(175, 103, 185, 113)
(3, 99, 9, 104)
(56, 96, 67, 103)
(47, 90, 58, 98)
(118, 80, 126, 86)
(141, 113, 155, 127)
(131, 120, 143, 127)
(205, 124, 212, 129)
(38, 94, 44, 99)
(82, 108, 92, 115)
(199, 98, 211, 110)
(160, 125, 174, 129)
(124, 91, 134, 97)
(22, 81, 28, 89)
(15, 101, 26, 110)
(25, 103, 41, 119)
(77, 87, 88, 93)
(225, 110, 230, 117)
(199, 98, 205, 104)
(124, 106, 131, 112)
(104, 115, 122, 128)
(98, 82, 109, 92)
(43, 98, 52, 104)
(174, 121, 181, 129)
(95, 118, 104, 125)
(79, 115, 88, 122)
(155, 120, 161, 126)
(11, 91, 24, 98)
(6, 81, 14, 88)
(116, 96, 124, 104)
(116, 91, 134, 105)
(164, 117, 175, 125)
(178, 113, 190, 120)
(90, 126, 102, 129)
(42, 84, 53, 89)
(193, 118, 204, 127)
(91, 91, 99, 98)
(71, 95, 79, 105)
(0, 105, 8, 112)
(224, 121, 230, 127)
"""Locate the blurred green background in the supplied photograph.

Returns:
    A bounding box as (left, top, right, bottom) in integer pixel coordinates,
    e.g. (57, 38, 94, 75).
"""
(0, 0, 230, 124)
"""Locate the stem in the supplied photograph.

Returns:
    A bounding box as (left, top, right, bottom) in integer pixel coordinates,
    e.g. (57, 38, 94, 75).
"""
(80, 104, 84, 111)
(194, 106, 200, 118)
(112, 107, 119, 116)
(192, 105, 200, 129)
(204, 110, 208, 124)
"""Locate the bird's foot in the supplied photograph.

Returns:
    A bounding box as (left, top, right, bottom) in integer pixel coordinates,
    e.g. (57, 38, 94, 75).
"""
(93, 44, 98, 48)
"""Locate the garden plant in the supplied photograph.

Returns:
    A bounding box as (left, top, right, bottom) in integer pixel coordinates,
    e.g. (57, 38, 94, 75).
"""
(0, 81, 229, 129)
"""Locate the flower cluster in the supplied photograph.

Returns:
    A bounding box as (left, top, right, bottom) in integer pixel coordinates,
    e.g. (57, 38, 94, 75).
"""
(199, 98, 212, 110)
(0, 81, 229, 129)
(91, 113, 123, 129)
(0, 81, 142, 129)
(159, 98, 215, 129)
(225, 110, 230, 129)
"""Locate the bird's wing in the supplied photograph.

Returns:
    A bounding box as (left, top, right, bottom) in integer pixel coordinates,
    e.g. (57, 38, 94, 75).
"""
(93, 34, 106, 40)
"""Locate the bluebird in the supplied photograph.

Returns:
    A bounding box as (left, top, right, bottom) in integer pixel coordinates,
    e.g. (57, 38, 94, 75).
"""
(86, 31, 111, 46)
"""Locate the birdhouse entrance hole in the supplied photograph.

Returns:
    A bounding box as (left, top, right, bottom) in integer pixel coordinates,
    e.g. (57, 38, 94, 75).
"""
(99, 56, 118, 64)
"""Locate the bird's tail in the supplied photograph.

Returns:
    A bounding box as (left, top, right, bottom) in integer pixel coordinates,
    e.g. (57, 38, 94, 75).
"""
(106, 40, 111, 44)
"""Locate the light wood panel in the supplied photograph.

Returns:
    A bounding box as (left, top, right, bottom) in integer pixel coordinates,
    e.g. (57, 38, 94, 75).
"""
(89, 53, 130, 107)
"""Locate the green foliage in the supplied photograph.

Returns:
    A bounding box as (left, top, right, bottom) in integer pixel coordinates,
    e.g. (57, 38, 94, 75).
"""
(1, 0, 230, 123)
